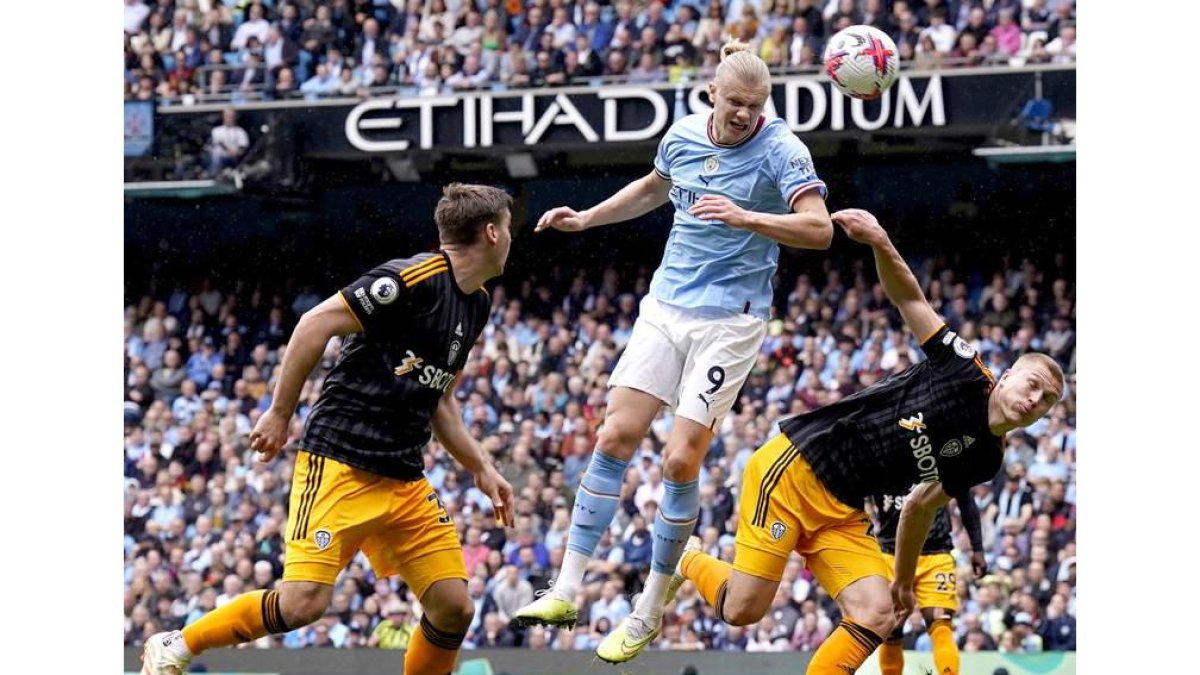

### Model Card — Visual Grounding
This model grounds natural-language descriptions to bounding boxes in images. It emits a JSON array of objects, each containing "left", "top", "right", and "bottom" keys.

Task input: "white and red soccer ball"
[{"left": 822, "top": 25, "right": 900, "bottom": 100}]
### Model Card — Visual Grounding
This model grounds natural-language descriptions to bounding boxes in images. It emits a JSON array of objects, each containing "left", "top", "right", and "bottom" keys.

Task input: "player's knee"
[
  {"left": 723, "top": 604, "right": 765, "bottom": 627},
  {"left": 279, "top": 583, "right": 331, "bottom": 628},
  {"left": 848, "top": 600, "right": 896, "bottom": 637},
  {"left": 451, "top": 599, "right": 476, "bottom": 634},
  {"left": 427, "top": 595, "right": 474, "bottom": 635},
  {"left": 595, "top": 422, "right": 639, "bottom": 460},
  {"left": 661, "top": 445, "right": 703, "bottom": 481},
  {"left": 721, "top": 595, "right": 767, "bottom": 627}
]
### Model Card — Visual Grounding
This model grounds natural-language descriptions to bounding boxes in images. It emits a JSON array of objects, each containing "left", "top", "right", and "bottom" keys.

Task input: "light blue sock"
[
  {"left": 651, "top": 478, "right": 700, "bottom": 575},
  {"left": 565, "top": 450, "right": 628, "bottom": 557}
]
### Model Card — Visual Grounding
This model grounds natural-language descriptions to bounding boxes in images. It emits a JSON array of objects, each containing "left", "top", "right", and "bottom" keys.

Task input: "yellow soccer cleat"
[
  {"left": 595, "top": 615, "right": 662, "bottom": 664},
  {"left": 513, "top": 591, "right": 578, "bottom": 629}
]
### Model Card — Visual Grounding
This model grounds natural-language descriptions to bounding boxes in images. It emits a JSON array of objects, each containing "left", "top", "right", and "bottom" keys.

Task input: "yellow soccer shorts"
[
  {"left": 881, "top": 552, "right": 959, "bottom": 612},
  {"left": 283, "top": 451, "right": 467, "bottom": 600},
  {"left": 734, "top": 434, "right": 888, "bottom": 600}
]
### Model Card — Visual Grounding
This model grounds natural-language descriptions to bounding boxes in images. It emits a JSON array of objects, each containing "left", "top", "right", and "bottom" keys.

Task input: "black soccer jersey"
[
  {"left": 780, "top": 324, "right": 1002, "bottom": 509},
  {"left": 300, "top": 251, "right": 489, "bottom": 481},
  {"left": 870, "top": 493, "right": 954, "bottom": 555}
]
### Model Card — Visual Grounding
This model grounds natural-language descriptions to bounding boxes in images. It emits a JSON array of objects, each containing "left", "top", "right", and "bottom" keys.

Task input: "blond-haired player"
[
  {"left": 513, "top": 41, "right": 834, "bottom": 663},
  {"left": 672, "top": 209, "right": 1064, "bottom": 673}
]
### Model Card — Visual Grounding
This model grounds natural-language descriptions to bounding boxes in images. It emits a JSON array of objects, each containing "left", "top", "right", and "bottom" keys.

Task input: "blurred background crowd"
[
  {"left": 124, "top": 0, "right": 1077, "bottom": 105},
  {"left": 124, "top": 247, "right": 1077, "bottom": 654}
]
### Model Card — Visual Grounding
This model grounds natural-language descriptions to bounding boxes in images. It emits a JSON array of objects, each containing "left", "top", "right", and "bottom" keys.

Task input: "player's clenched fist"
[
  {"left": 831, "top": 208, "right": 888, "bottom": 246},
  {"left": 249, "top": 407, "right": 290, "bottom": 462},
  {"left": 688, "top": 194, "right": 754, "bottom": 229},
  {"left": 535, "top": 206, "right": 591, "bottom": 233}
]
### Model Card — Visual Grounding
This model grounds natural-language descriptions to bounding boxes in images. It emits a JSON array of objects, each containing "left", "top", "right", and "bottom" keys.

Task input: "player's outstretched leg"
[
  {"left": 141, "top": 582, "right": 329, "bottom": 675},
  {"left": 597, "top": 419, "right": 708, "bottom": 664},
  {"left": 676, "top": 542, "right": 777, "bottom": 626},
  {"left": 923, "top": 608, "right": 959, "bottom": 675},
  {"left": 404, "top": 579, "right": 474, "bottom": 675},
  {"left": 514, "top": 388, "right": 658, "bottom": 628},
  {"left": 878, "top": 627, "right": 906, "bottom": 675},
  {"left": 807, "top": 575, "right": 894, "bottom": 675}
]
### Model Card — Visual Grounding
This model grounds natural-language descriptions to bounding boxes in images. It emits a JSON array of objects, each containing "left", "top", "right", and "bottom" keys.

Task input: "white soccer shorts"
[{"left": 609, "top": 295, "right": 766, "bottom": 430}]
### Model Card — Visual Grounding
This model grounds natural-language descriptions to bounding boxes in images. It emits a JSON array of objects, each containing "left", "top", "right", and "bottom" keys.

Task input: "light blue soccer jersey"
[{"left": 650, "top": 113, "right": 826, "bottom": 318}]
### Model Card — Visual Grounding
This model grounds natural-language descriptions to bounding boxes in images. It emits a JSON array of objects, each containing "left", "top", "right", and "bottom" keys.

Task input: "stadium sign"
[
  {"left": 154, "top": 66, "right": 1074, "bottom": 158},
  {"left": 344, "top": 75, "right": 946, "bottom": 152}
]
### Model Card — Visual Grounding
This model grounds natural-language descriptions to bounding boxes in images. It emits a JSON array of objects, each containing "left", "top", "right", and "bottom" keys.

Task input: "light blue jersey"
[{"left": 650, "top": 113, "right": 826, "bottom": 318}]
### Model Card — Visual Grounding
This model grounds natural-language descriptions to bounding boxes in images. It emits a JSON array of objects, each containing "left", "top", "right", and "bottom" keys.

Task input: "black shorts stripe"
[
  {"left": 296, "top": 454, "right": 324, "bottom": 538},
  {"left": 291, "top": 454, "right": 319, "bottom": 541},
  {"left": 756, "top": 444, "right": 801, "bottom": 527},
  {"left": 753, "top": 443, "right": 801, "bottom": 527},
  {"left": 751, "top": 444, "right": 793, "bottom": 528},
  {"left": 298, "top": 456, "right": 326, "bottom": 540}
]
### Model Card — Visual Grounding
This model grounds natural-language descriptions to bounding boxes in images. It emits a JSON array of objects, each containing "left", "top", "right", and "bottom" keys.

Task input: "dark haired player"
[
  {"left": 868, "top": 491, "right": 988, "bottom": 675},
  {"left": 142, "top": 184, "right": 518, "bottom": 675}
]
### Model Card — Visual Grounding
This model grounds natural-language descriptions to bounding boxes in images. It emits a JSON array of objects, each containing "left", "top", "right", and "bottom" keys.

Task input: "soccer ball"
[{"left": 822, "top": 25, "right": 900, "bottom": 100}]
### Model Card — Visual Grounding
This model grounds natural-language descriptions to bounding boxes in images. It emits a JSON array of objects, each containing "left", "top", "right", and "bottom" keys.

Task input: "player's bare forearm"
[
  {"left": 581, "top": 171, "right": 671, "bottom": 228},
  {"left": 869, "top": 237, "right": 943, "bottom": 340},
  {"left": 431, "top": 393, "right": 488, "bottom": 475},
  {"left": 832, "top": 209, "right": 942, "bottom": 340},
  {"left": 269, "top": 295, "right": 360, "bottom": 415},
  {"left": 894, "top": 482, "right": 951, "bottom": 584},
  {"left": 746, "top": 210, "right": 833, "bottom": 249},
  {"left": 870, "top": 237, "right": 924, "bottom": 308}
]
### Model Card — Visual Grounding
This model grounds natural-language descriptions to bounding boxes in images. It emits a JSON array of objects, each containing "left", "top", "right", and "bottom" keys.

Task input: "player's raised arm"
[
  {"left": 832, "top": 208, "right": 943, "bottom": 343},
  {"left": 534, "top": 169, "right": 671, "bottom": 233},
  {"left": 249, "top": 294, "right": 362, "bottom": 461}
]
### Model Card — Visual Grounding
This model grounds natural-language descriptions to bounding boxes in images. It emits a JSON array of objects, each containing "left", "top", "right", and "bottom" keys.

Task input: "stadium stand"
[
  {"left": 124, "top": 251, "right": 1077, "bottom": 654},
  {"left": 124, "top": 0, "right": 1076, "bottom": 109}
]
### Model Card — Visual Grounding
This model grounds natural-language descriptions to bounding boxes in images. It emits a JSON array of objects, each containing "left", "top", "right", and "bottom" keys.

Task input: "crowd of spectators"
[
  {"left": 124, "top": 0, "right": 1078, "bottom": 105},
  {"left": 124, "top": 249, "right": 1077, "bottom": 656}
]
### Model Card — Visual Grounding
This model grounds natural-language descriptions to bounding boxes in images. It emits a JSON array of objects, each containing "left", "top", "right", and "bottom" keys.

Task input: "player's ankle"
[{"left": 167, "top": 631, "right": 194, "bottom": 659}]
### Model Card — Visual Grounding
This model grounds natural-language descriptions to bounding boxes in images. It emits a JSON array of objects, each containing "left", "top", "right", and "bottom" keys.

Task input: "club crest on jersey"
[
  {"left": 770, "top": 521, "right": 787, "bottom": 541},
  {"left": 448, "top": 339, "right": 461, "bottom": 365},
  {"left": 370, "top": 277, "right": 399, "bottom": 304},
  {"left": 898, "top": 412, "right": 926, "bottom": 432},
  {"left": 314, "top": 529, "right": 333, "bottom": 551},
  {"left": 940, "top": 439, "right": 963, "bottom": 458},
  {"left": 704, "top": 155, "right": 719, "bottom": 174}
]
